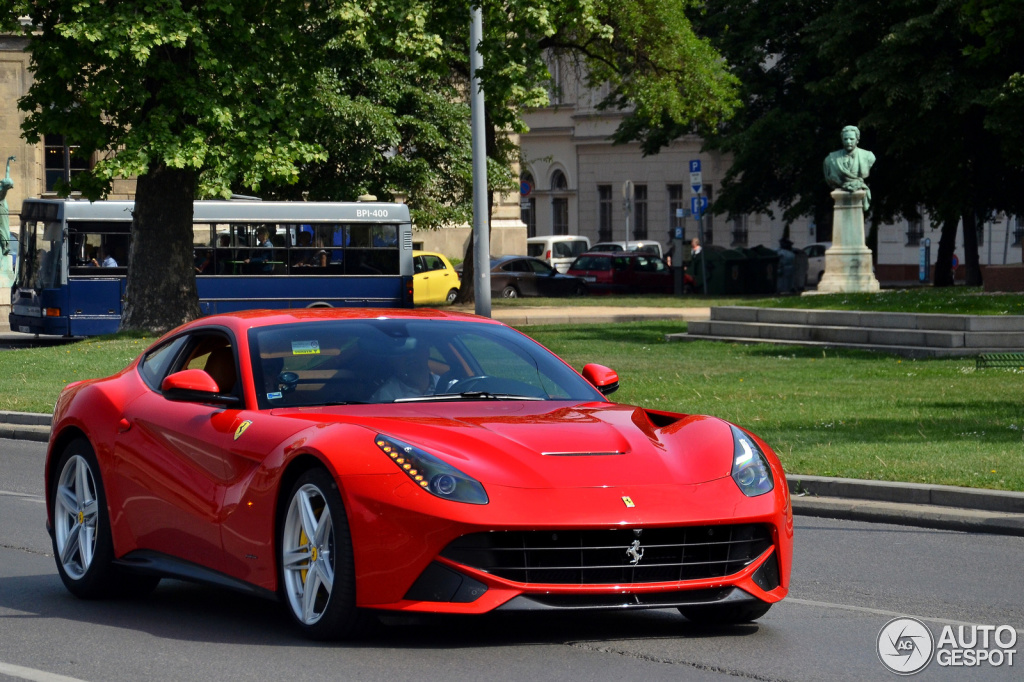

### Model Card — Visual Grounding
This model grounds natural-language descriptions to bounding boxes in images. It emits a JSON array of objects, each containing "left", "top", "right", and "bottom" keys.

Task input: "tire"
[
  {"left": 501, "top": 285, "right": 519, "bottom": 299},
  {"left": 51, "top": 439, "right": 120, "bottom": 598},
  {"left": 445, "top": 288, "right": 459, "bottom": 305},
  {"left": 679, "top": 601, "right": 772, "bottom": 625},
  {"left": 279, "top": 468, "right": 361, "bottom": 640},
  {"left": 571, "top": 284, "right": 587, "bottom": 297}
]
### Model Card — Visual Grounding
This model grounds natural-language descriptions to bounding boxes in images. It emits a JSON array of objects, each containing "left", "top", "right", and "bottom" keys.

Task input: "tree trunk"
[
  {"left": 120, "top": 164, "right": 201, "bottom": 333},
  {"left": 455, "top": 230, "right": 476, "bottom": 304},
  {"left": 933, "top": 214, "right": 959, "bottom": 287},
  {"left": 961, "top": 209, "right": 984, "bottom": 286}
]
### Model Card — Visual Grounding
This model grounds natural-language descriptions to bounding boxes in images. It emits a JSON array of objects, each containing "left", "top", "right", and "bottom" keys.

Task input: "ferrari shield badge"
[
  {"left": 234, "top": 420, "right": 253, "bottom": 441},
  {"left": 622, "top": 496, "right": 635, "bottom": 508}
]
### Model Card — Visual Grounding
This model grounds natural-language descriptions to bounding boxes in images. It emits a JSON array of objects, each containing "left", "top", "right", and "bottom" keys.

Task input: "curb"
[
  {"left": 788, "top": 475, "right": 1024, "bottom": 537},
  {"left": 2, "top": 411, "right": 1023, "bottom": 536}
]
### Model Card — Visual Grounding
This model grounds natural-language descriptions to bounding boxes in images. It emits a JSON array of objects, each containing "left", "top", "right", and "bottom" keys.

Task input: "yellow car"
[{"left": 412, "top": 250, "right": 461, "bottom": 305}]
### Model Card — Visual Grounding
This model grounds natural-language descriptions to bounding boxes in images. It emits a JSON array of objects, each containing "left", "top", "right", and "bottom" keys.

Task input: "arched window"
[{"left": 550, "top": 170, "right": 567, "bottom": 191}]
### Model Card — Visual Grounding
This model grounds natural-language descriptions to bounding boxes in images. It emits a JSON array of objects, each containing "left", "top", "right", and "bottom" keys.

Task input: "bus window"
[{"left": 17, "top": 219, "right": 64, "bottom": 289}]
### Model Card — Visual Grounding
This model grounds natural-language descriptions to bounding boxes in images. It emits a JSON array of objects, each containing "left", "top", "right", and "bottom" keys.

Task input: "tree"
[
  {"left": 450, "top": 0, "right": 743, "bottom": 303},
  {"left": 696, "top": 0, "right": 1024, "bottom": 287},
  {"left": 13, "top": 0, "right": 329, "bottom": 332}
]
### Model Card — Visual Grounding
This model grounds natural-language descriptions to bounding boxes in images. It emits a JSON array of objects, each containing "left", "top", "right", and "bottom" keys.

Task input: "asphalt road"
[{"left": 2, "top": 438, "right": 1022, "bottom": 682}]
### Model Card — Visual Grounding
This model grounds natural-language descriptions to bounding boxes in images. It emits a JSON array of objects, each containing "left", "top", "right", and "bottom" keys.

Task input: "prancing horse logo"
[{"left": 626, "top": 539, "right": 644, "bottom": 565}]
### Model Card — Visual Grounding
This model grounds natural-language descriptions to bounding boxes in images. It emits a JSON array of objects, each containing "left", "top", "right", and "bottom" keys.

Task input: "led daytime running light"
[{"left": 375, "top": 435, "right": 488, "bottom": 505}]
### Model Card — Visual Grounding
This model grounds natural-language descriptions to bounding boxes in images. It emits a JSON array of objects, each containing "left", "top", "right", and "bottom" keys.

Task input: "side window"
[
  {"left": 138, "top": 336, "right": 189, "bottom": 389},
  {"left": 423, "top": 255, "right": 445, "bottom": 272},
  {"left": 177, "top": 334, "right": 240, "bottom": 396}
]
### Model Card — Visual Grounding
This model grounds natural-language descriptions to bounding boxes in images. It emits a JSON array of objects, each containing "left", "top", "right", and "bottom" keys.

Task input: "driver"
[{"left": 371, "top": 339, "right": 441, "bottom": 402}]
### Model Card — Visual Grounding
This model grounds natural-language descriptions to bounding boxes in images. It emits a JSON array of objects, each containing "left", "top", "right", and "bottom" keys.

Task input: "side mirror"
[
  {"left": 161, "top": 369, "right": 241, "bottom": 406},
  {"left": 581, "top": 363, "right": 619, "bottom": 396}
]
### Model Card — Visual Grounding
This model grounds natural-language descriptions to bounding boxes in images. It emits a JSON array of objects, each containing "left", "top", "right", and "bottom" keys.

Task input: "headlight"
[
  {"left": 375, "top": 435, "right": 489, "bottom": 505},
  {"left": 730, "top": 425, "right": 774, "bottom": 497}
]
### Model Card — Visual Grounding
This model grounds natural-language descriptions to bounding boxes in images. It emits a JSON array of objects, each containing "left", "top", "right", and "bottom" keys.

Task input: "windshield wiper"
[{"left": 394, "top": 391, "right": 544, "bottom": 403}]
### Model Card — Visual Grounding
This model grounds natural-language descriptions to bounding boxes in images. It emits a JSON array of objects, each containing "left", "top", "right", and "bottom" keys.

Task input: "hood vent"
[{"left": 542, "top": 451, "right": 626, "bottom": 457}]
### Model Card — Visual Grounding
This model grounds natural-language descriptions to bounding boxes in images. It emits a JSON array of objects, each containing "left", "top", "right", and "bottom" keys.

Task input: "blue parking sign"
[{"left": 691, "top": 196, "right": 708, "bottom": 217}]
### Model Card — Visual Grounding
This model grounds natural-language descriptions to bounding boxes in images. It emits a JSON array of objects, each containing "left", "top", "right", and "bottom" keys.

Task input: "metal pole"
[
  {"left": 696, "top": 191, "right": 708, "bottom": 294},
  {"left": 470, "top": 5, "right": 491, "bottom": 317}
]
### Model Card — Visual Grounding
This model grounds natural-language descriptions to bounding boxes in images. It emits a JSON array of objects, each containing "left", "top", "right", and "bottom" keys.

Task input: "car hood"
[{"left": 287, "top": 401, "right": 735, "bottom": 489}]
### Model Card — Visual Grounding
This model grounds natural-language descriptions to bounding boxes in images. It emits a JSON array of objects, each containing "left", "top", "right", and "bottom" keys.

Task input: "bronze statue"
[
  {"left": 0, "top": 156, "right": 13, "bottom": 257},
  {"left": 823, "top": 126, "right": 875, "bottom": 210}
]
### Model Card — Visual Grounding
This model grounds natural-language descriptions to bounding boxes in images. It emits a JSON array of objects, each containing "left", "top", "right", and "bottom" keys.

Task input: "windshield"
[
  {"left": 17, "top": 220, "right": 63, "bottom": 290},
  {"left": 249, "top": 319, "right": 605, "bottom": 409}
]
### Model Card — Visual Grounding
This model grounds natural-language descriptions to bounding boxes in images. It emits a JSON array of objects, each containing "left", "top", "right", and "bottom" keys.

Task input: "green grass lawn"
[
  {"left": 527, "top": 321, "right": 1024, "bottom": 493},
  {"left": 3, "top": 288, "right": 1022, "bottom": 491},
  {"left": 483, "top": 286, "right": 1024, "bottom": 314}
]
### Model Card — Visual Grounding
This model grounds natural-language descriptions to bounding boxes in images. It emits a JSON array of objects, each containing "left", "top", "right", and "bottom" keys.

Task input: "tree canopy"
[
  {"left": 7, "top": 0, "right": 740, "bottom": 329},
  {"left": 695, "top": 0, "right": 1024, "bottom": 286}
]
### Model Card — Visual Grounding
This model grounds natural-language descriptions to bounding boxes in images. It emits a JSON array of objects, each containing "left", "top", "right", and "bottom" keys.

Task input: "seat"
[{"left": 203, "top": 346, "right": 238, "bottom": 394}]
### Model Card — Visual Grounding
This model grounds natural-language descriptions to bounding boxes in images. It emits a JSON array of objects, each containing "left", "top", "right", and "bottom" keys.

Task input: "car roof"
[{"left": 173, "top": 307, "right": 499, "bottom": 336}]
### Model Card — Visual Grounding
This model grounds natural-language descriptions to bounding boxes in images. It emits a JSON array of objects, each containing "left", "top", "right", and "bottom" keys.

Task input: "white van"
[
  {"left": 526, "top": 235, "right": 591, "bottom": 273},
  {"left": 590, "top": 240, "right": 664, "bottom": 259}
]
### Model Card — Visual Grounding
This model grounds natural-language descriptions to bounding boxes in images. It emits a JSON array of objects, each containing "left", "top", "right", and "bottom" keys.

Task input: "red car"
[
  {"left": 568, "top": 252, "right": 694, "bottom": 294},
  {"left": 45, "top": 308, "right": 791, "bottom": 639}
]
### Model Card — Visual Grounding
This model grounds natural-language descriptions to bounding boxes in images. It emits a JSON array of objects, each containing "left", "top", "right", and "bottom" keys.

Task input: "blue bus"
[{"left": 10, "top": 198, "right": 414, "bottom": 336}]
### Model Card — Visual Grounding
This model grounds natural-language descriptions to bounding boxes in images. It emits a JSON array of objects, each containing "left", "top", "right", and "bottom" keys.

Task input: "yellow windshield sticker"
[{"left": 291, "top": 340, "right": 321, "bottom": 355}]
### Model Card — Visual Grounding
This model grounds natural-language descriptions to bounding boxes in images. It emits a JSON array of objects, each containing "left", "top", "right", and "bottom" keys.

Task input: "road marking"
[
  {"left": 788, "top": 597, "right": 1024, "bottom": 635},
  {"left": 0, "top": 661, "right": 90, "bottom": 682},
  {"left": 0, "top": 490, "right": 45, "bottom": 503}
]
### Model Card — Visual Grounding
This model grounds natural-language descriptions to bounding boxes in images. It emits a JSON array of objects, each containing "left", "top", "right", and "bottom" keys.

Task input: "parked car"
[
  {"left": 526, "top": 235, "right": 591, "bottom": 273},
  {"left": 413, "top": 250, "right": 460, "bottom": 305},
  {"left": 488, "top": 255, "right": 588, "bottom": 298},
  {"left": 802, "top": 242, "right": 832, "bottom": 285},
  {"left": 568, "top": 252, "right": 685, "bottom": 295},
  {"left": 589, "top": 240, "right": 664, "bottom": 259},
  {"left": 45, "top": 307, "right": 790, "bottom": 639}
]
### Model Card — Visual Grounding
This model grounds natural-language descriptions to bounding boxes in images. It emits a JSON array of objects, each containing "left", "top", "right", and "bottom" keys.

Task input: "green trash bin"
[
  {"left": 741, "top": 245, "right": 781, "bottom": 294},
  {"left": 691, "top": 246, "right": 746, "bottom": 295}
]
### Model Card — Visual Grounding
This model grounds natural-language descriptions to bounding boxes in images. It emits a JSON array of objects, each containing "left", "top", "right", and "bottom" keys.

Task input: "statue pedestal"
[
  {"left": 0, "top": 254, "right": 12, "bottom": 306},
  {"left": 812, "top": 189, "right": 880, "bottom": 294}
]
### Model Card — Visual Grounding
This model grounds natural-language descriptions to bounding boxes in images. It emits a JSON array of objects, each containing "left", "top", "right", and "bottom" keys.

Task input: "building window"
[
  {"left": 906, "top": 218, "right": 923, "bottom": 246},
  {"left": 633, "top": 184, "right": 647, "bottom": 239},
  {"left": 730, "top": 216, "right": 748, "bottom": 246},
  {"left": 521, "top": 173, "right": 536, "bottom": 238},
  {"left": 668, "top": 185, "right": 684, "bottom": 240},
  {"left": 598, "top": 185, "right": 613, "bottom": 242},
  {"left": 552, "top": 199, "right": 568, "bottom": 235},
  {"left": 44, "top": 135, "right": 89, "bottom": 192},
  {"left": 551, "top": 170, "right": 568, "bottom": 235},
  {"left": 1012, "top": 216, "right": 1023, "bottom": 247}
]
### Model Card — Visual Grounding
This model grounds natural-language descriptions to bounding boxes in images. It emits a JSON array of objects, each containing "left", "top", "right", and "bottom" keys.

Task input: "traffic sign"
[
  {"left": 690, "top": 160, "right": 702, "bottom": 194},
  {"left": 691, "top": 196, "right": 708, "bottom": 217}
]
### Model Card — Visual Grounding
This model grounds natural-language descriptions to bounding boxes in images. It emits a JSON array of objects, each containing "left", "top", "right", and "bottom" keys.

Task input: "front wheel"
[
  {"left": 679, "top": 601, "right": 772, "bottom": 625},
  {"left": 51, "top": 439, "right": 120, "bottom": 598},
  {"left": 501, "top": 285, "right": 519, "bottom": 299},
  {"left": 280, "top": 468, "right": 361, "bottom": 640}
]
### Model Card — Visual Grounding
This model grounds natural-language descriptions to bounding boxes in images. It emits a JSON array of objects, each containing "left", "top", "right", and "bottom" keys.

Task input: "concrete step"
[
  {"left": 688, "top": 320, "right": 1024, "bottom": 349},
  {"left": 712, "top": 306, "right": 1024, "bottom": 332},
  {"left": 666, "top": 332, "right": 1009, "bottom": 358}
]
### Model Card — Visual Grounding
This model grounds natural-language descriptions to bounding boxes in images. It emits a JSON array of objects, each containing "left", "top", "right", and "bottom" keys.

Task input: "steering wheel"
[{"left": 445, "top": 375, "right": 488, "bottom": 393}]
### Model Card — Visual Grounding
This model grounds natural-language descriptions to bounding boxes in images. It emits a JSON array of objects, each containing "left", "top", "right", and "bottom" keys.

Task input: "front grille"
[{"left": 440, "top": 524, "right": 773, "bottom": 585}]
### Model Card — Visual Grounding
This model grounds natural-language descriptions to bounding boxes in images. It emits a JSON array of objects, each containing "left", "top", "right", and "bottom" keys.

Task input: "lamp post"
[{"left": 470, "top": 5, "right": 491, "bottom": 317}]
